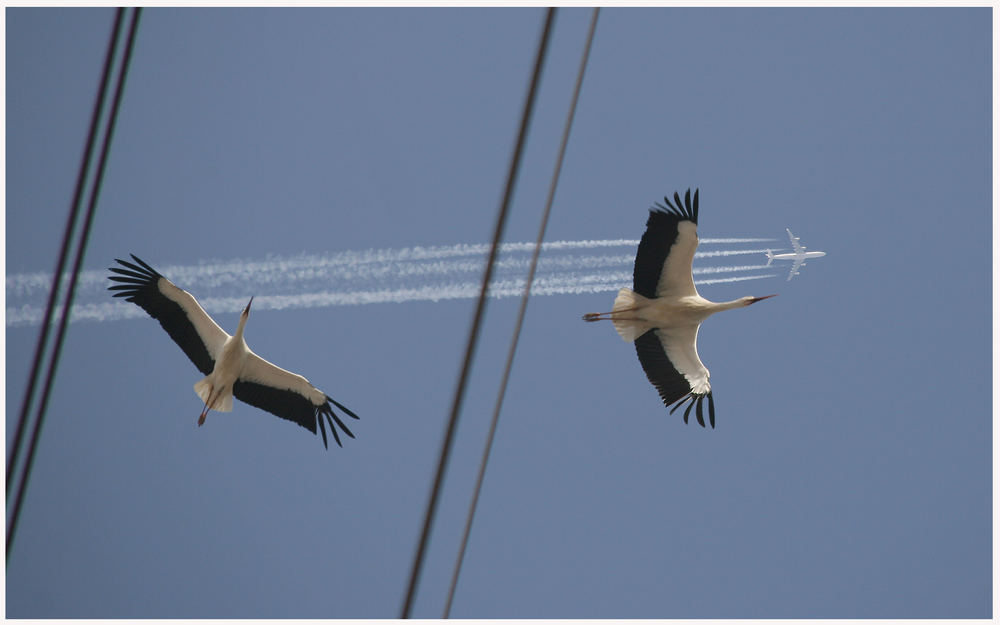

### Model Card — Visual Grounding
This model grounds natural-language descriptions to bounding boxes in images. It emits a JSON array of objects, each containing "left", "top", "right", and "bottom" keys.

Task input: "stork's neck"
[
  {"left": 713, "top": 298, "right": 749, "bottom": 312},
  {"left": 233, "top": 312, "right": 249, "bottom": 343},
  {"left": 694, "top": 297, "right": 750, "bottom": 321}
]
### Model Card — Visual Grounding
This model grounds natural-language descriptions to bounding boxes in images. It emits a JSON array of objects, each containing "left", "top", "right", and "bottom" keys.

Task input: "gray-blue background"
[{"left": 6, "top": 7, "right": 990, "bottom": 618}]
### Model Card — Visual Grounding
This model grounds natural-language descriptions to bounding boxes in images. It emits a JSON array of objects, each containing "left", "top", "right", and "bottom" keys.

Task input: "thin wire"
[
  {"left": 7, "top": 8, "right": 142, "bottom": 562},
  {"left": 400, "top": 8, "right": 557, "bottom": 618},
  {"left": 7, "top": 8, "right": 126, "bottom": 497},
  {"left": 442, "top": 9, "right": 600, "bottom": 618}
]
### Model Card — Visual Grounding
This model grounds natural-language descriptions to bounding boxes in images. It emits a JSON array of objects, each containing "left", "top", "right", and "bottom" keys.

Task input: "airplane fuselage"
[{"left": 768, "top": 251, "right": 826, "bottom": 261}]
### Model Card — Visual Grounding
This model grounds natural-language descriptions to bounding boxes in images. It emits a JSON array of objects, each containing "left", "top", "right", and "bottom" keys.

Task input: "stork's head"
[{"left": 743, "top": 294, "right": 778, "bottom": 306}]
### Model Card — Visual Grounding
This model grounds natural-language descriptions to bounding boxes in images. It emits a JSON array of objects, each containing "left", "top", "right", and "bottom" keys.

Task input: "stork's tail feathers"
[
  {"left": 765, "top": 249, "right": 774, "bottom": 266},
  {"left": 581, "top": 287, "right": 653, "bottom": 342},
  {"left": 194, "top": 377, "right": 233, "bottom": 412},
  {"left": 611, "top": 288, "right": 654, "bottom": 343},
  {"left": 194, "top": 378, "right": 211, "bottom": 405}
]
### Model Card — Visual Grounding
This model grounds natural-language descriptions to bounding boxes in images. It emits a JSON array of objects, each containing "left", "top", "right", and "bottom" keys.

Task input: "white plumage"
[
  {"left": 109, "top": 254, "right": 359, "bottom": 448},
  {"left": 583, "top": 189, "right": 775, "bottom": 427}
]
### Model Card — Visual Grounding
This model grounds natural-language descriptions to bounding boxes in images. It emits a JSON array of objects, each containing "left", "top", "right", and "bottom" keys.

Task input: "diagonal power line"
[
  {"left": 442, "top": 8, "right": 601, "bottom": 618},
  {"left": 7, "top": 8, "right": 127, "bottom": 497},
  {"left": 7, "top": 7, "right": 143, "bottom": 562},
  {"left": 400, "top": 7, "right": 557, "bottom": 618}
]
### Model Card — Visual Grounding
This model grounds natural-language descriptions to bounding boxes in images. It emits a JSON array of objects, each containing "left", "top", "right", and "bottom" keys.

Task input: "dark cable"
[
  {"left": 442, "top": 8, "right": 600, "bottom": 617},
  {"left": 400, "top": 7, "right": 556, "bottom": 618},
  {"left": 7, "top": 8, "right": 126, "bottom": 496},
  {"left": 7, "top": 8, "right": 142, "bottom": 562}
]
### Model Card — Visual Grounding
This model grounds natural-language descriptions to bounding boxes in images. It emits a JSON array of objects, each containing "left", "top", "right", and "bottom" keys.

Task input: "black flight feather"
[
  {"left": 108, "top": 255, "right": 215, "bottom": 375},
  {"left": 683, "top": 397, "right": 695, "bottom": 425},
  {"left": 634, "top": 188, "right": 699, "bottom": 298},
  {"left": 669, "top": 393, "right": 690, "bottom": 415},
  {"left": 231, "top": 381, "right": 357, "bottom": 450},
  {"left": 635, "top": 329, "right": 696, "bottom": 411}
]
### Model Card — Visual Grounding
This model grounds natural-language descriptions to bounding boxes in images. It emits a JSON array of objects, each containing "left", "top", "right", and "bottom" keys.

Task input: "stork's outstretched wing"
[
  {"left": 108, "top": 254, "right": 229, "bottom": 375},
  {"left": 233, "top": 352, "right": 360, "bottom": 448},
  {"left": 633, "top": 324, "right": 715, "bottom": 428},
  {"left": 635, "top": 189, "right": 700, "bottom": 300}
]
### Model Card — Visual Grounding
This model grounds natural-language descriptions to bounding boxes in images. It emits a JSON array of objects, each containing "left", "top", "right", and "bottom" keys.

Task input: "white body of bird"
[
  {"left": 583, "top": 189, "right": 775, "bottom": 427},
  {"left": 193, "top": 300, "right": 251, "bottom": 419},
  {"left": 109, "top": 255, "right": 358, "bottom": 448},
  {"left": 603, "top": 286, "right": 773, "bottom": 397},
  {"left": 609, "top": 287, "right": 753, "bottom": 342}
]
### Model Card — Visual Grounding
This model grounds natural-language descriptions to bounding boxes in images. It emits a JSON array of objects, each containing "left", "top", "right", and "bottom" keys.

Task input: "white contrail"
[
  {"left": 6, "top": 239, "right": 776, "bottom": 297},
  {"left": 693, "top": 264, "right": 770, "bottom": 275},
  {"left": 695, "top": 249, "right": 773, "bottom": 258},
  {"left": 7, "top": 240, "right": 778, "bottom": 327},
  {"left": 7, "top": 271, "right": 780, "bottom": 326}
]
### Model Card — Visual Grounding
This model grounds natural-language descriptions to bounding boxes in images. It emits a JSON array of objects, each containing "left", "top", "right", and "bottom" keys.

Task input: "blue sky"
[{"left": 6, "top": 7, "right": 991, "bottom": 618}]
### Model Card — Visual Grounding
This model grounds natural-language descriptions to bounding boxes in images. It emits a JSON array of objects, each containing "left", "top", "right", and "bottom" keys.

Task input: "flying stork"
[
  {"left": 583, "top": 189, "right": 776, "bottom": 428},
  {"left": 108, "top": 254, "right": 359, "bottom": 448}
]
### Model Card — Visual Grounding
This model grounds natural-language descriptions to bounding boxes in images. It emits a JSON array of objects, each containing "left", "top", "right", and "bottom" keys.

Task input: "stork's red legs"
[
  {"left": 198, "top": 384, "right": 219, "bottom": 426},
  {"left": 582, "top": 306, "right": 640, "bottom": 322}
]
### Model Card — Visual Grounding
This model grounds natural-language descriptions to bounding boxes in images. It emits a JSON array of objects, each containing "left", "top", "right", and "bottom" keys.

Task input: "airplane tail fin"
[{"left": 765, "top": 249, "right": 773, "bottom": 266}]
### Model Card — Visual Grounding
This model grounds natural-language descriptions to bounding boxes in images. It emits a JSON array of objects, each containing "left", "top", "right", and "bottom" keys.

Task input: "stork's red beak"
[
  {"left": 749, "top": 294, "right": 778, "bottom": 304},
  {"left": 243, "top": 296, "right": 254, "bottom": 315}
]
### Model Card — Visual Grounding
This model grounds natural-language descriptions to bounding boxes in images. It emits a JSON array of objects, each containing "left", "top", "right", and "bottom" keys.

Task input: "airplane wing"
[
  {"left": 787, "top": 256, "right": 804, "bottom": 281},
  {"left": 786, "top": 228, "right": 804, "bottom": 255}
]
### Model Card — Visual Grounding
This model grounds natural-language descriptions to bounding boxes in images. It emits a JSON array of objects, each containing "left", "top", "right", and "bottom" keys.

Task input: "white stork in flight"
[
  {"left": 583, "top": 189, "right": 776, "bottom": 428},
  {"left": 108, "top": 254, "right": 359, "bottom": 448}
]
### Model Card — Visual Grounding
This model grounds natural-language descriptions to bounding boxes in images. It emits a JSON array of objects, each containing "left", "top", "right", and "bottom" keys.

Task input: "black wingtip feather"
[
  {"left": 667, "top": 393, "right": 715, "bottom": 429},
  {"left": 113, "top": 259, "right": 150, "bottom": 277},
  {"left": 325, "top": 412, "right": 343, "bottom": 448},
  {"left": 128, "top": 253, "right": 162, "bottom": 277},
  {"left": 330, "top": 413, "right": 356, "bottom": 440},
  {"left": 314, "top": 399, "right": 357, "bottom": 449},
  {"left": 327, "top": 395, "right": 361, "bottom": 421},
  {"left": 669, "top": 393, "right": 690, "bottom": 415},
  {"left": 317, "top": 413, "right": 330, "bottom": 449},
  {"left": 683, "top": 398, "right": 695, "bottom": 425},
  {"left": 650, "top": 187, "right": 700, "bottom": 225},
  {"left": 108, "top": 267, "right": 147, "bottom": 279}
]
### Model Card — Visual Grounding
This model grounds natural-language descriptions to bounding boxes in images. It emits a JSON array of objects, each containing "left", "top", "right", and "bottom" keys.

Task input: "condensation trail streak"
[
  {"left": 8, "top": 239, "right": 779, "bottom": 296},
  {"left": 7, "top": 240, "right": 779, "bottom": 327}
]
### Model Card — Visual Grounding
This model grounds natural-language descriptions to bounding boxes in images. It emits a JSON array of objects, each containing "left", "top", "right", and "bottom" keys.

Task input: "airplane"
[{"left": 765, "top": 228, "right": 826, "bottom": 281}]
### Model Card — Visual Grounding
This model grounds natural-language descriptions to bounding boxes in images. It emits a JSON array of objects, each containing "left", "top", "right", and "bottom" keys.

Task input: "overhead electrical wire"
[
  {"left": 442, "top": 8, "right": 601, "bottom": 618},
  {"left": 399, "top": 7, "right": 557, "bottom": 618},
  {"left": 6, "top": 8, "right": 126, "bottom": 497},
  {"left": 6, "top": 7, "right": 142, "bottom": 562}
]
